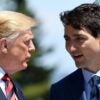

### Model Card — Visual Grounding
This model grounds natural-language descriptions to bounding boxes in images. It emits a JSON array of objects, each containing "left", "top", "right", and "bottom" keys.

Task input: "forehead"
[
  {"left": 64, "top": 25, "right": 92, "bottom": 37},
  {"left": 18, "top": 29, "right": 34, "bottom": 39}
]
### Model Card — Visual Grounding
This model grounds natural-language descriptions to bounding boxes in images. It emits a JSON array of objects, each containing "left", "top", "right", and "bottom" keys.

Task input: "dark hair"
[{"left": 60, "top": 3, "right": 100, "bottom": 37}]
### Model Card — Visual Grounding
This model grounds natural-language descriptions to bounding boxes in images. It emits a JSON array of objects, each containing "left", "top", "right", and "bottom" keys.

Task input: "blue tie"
[{"left": 89, "top": 75, "right": 100, "bottom": 100}]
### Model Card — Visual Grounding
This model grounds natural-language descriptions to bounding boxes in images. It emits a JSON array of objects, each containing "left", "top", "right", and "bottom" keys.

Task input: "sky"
[{"left": 27, "top": 0, "right": 95, "bottom": 83}]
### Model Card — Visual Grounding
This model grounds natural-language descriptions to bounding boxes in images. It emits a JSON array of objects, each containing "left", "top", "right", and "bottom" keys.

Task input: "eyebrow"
[
  {"left": 64, "top": 33, "right": 87, "bottom": 38},
  {"left": 73, "top": 34, "right": 83, "bottom": 37}
]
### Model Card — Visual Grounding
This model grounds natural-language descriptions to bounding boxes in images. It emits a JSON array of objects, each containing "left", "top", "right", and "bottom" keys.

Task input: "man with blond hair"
[{"left": 0, "top": 11, "right": 36, "bottom": 100}]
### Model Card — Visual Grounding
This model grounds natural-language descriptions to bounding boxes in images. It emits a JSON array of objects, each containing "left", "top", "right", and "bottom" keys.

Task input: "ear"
[{"left": 0, "top": 38, "right": 8, "bottom": 54}]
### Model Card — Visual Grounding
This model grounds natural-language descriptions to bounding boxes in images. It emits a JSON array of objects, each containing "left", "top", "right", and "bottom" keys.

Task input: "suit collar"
[
  {"left": 0, "top": 88, "right": 7, "bottom": 100},
  {"left": 69, "top": 69, "right": 84, "bottom": 100},
  {"left": 12, "top": 81, "right": 25, "bottom": 100}
]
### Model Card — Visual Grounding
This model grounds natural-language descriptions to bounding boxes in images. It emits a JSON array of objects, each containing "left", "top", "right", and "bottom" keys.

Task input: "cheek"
[
  {"left": 81, "top": 42, "right": 100, "bottom": 59},
  {"left": 10, "top": 45, "right": 28, "bottom": 59}
]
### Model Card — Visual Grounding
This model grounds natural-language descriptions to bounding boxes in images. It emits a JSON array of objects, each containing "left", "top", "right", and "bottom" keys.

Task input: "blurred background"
[{"left": 0, "top": 0, "right": 99, "bottom": 100}]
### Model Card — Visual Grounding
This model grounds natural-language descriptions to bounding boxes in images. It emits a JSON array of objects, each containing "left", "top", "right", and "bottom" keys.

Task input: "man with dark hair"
[{"left": 49, "top": 3, "right": 100, "bottom": 100}]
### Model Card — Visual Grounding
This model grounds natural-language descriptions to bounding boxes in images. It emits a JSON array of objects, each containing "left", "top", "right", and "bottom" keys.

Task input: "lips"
[
  {"left": 24, "top": 57, "right": 30, "bottom": 63},
  {"left": 72, "top": 54, "right": 83, "bottom": 60}
]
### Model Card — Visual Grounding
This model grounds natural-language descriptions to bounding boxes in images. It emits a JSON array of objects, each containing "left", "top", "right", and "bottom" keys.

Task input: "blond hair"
[{"left": 0, "top": 11, "right": 36, "bottom": 38}]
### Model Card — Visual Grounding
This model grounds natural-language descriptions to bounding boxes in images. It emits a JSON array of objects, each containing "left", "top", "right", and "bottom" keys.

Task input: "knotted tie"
[
  {"left": 2, "top": 74, "right": 16, "bottom": 100},
  {"left": 89, "top": 75, "right": 100, "bottom": 100}
]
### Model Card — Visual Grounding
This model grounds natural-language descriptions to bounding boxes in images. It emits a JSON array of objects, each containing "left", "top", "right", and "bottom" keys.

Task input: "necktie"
[
  {"left": 2, "top": 74, "right": 16, "bottom": 100},
  {"left": 89, "top": 75, "right": 100, "bottom": 100}
]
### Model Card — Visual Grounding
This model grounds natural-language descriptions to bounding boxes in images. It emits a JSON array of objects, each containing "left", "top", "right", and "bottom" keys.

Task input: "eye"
[
  {"left": 64, "top": 35, "right": 70, "bottom": 41},
  {"left": 76, "top": 37, "right": 82, "bottom": 40},
  {"left": 64, "top": 36, "right": 71, "bottom": 47},
  {"left": 24, "top": 40, "right": 31, "bottom": 46},
  {"left": 74, "top": 37, "right": 86, "bottom": 43}
]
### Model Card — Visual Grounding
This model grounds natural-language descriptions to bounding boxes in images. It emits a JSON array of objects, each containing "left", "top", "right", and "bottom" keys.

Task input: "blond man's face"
[{"left": 5, "top": 29, "right": 35, "bottom": 74}]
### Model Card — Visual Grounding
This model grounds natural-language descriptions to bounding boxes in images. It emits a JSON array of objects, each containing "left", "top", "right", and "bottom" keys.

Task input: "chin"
[
  {"left": 23, "top": 63, "right": 28, "bottom": 69},
  {"left": 75, "top": 62, "right": 85, "bottom": 68}
]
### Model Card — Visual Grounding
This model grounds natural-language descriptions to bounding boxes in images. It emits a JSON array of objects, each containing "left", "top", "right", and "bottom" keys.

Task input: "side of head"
[
  {"left": 60, "top": 3, "right": 100, "bottom": 37},
  {"left": 0, "top": 11, "right": 36, "bottom": 74},
  {"left": 0, "top": 10, "right": 36, "bottom": 38},
  {"left": 60, "top": 4, "right": 100, "bottom": 72}
]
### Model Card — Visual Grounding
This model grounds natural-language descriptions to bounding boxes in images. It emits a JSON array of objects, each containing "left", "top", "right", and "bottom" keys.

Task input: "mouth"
[
  {"left": 72, "top": 54, "right": 83, "bottom": 60},
  {"left": 25, "top": 58, "right": 30, "bottom": 63},
  {"left": 25, "top": 54, "right": 31, "bottom": 62}
]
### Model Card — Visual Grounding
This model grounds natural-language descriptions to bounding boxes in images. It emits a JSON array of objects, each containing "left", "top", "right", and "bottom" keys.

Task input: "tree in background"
[
  {"left": 94, "top": 0, "right": 100, "bottom": 5},
  {"left": 0, "top": 0, "right": 54, "bottom": 99}
]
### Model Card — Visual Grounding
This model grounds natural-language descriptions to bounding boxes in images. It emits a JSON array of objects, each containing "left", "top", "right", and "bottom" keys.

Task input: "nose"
[
  {"left": 67, "top": 44, "right": 77, "bottom": 53},
  {"left": 29, "top": 40, "right": 36, "bottom": 53}
]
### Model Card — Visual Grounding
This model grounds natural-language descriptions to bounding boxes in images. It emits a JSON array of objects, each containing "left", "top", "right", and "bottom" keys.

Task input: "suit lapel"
[
  {"left": 0, "top": 76, "right": 25, "bottom": 100},
  {"left": 12, "top": 81, "right": 25, "bottom": 100},
  {"left": 0, "top": 88, "right": 7, "bottom": 100},
  {"left": 80, "top": 91, "right": 87, "bottom": 100},
  {"left": 69, "top": 69, "right": 84, "bottom": 100}
]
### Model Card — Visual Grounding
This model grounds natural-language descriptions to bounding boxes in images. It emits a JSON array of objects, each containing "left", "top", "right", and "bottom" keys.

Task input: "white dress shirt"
[{"left": 0, "top": 67, "right": 6, "bottom": 96}]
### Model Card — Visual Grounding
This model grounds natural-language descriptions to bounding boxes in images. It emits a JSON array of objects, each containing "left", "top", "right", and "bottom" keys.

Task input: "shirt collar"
[
  {"left": 95, "top": 70, "right": 100, "bottom": 77},
  {"left": 82, "top": 69, "right": 100, "bottom": 83},
  {"left": 0, "top": 67, "right": 5, "bottom": 79}
]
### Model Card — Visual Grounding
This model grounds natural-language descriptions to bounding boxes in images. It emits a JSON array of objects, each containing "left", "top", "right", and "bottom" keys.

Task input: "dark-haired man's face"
[{"left": 64, "top": 25, "right": 100, "bottom": 72}]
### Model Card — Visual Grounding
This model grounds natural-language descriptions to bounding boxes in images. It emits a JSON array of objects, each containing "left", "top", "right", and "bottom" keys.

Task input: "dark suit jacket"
[
  {"left": 49, "top": 69, "right": 85, "bottom": 100},
  {"left": 0, "top": 81, "right": 25, "bottom": 100}
]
